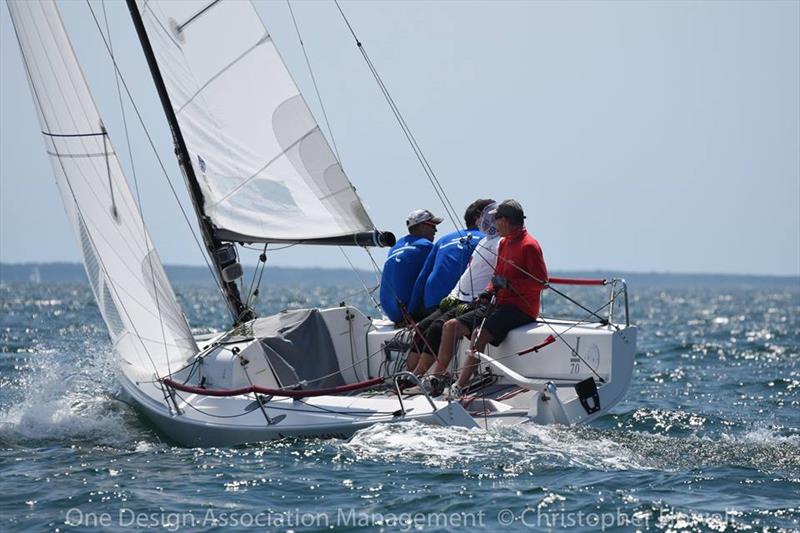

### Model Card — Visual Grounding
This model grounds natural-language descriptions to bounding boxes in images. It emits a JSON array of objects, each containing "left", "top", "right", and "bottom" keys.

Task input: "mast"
[{"left": 125, "top": 0, "right": 249, "bottom": 324}]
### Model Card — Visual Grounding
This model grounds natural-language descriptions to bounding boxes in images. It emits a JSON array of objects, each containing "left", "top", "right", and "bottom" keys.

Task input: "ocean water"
[{"left": 1, "top": 280, "right": 798, "bottom": 532}]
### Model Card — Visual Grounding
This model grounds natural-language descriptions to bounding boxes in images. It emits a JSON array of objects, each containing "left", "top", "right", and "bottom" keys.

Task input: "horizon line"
[{"left": 1, "top": 260, "right": 798, "bottom": 280}]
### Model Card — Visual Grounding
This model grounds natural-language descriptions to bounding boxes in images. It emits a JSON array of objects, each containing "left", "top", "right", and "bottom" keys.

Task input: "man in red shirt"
[{"left": 421, "top": 199, "right": 547, "bottom": 397}]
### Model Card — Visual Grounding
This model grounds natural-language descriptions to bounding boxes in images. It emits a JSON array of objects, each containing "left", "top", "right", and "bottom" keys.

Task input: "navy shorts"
[{"left": 456, "top": 304, "right": 535, "bottom": 346}]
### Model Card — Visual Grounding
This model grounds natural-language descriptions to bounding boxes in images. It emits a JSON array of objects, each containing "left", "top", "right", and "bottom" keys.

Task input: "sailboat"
[{"left": 7, "top": 0, "right": 637, "bottom": 446}]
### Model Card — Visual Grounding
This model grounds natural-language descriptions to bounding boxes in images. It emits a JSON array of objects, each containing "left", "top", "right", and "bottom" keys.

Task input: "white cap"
[{"left": 405, "top": 209, "right": 443, "bottom": 228}]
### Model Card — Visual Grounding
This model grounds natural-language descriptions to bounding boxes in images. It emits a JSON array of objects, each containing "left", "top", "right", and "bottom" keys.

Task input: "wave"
[
  {"left": 0, "top": 343, "right": 148, "bottom": 447},
  {"left": 333, "top": 417, "right": 800, "bottom": 476},
  {"left": 336, "top": 420, "right": 649, "bottom": 473}
]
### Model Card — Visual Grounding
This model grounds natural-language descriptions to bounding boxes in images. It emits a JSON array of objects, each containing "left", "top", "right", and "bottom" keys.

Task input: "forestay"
[
  {"left": 137, "top": 0, "right": 375, "bottom": 243},
  {"left": 7, "top": 0, "right": 197, "bottom": 379}
]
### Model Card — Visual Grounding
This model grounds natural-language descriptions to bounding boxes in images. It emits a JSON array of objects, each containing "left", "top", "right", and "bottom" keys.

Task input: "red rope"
[
  {"left": 399, "top": 303, "right": 440, "bottom": 358},
  {"left": 161, "top": 376, "right": 386, "bottom": 398},
  {"left": 517, "top": 334, "right": 557, "bottom": 356}
]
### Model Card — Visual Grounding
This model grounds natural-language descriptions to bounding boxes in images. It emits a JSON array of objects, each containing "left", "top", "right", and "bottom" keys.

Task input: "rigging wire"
[
  {"left": 470, "top": 239, "right": 615, "bottom": 328},
  {"left": 245, "top": 244, "right": 269, "bottom": 310},
  {"left": 333, "top": 0, "right": 462, "bottom": 232},
  {"left": 244, "top": 243, "right": 265, "bottom": 306},
  {"left": 456, "top": 229, "right": 615, "bottom": 380},
  {"left": 477, "top": 298, "right": 617, "bottom": 367},
  {"left": 85, "top": 2, "right": 227, "bottom": 304},
  {"left": 285, "top": 0, "right": 383, "bottom": 307},
  {"left": 286, "top": 0, "right": 341, "bottom": 161},
  {"left": 98, "top": 0, "right": 172, "bottom": 377},
  {"left": 241, "top": 242, "right": 298, "bottom": 252},
  {"left": 339, "top": 247, "right": 380, "bottom": 310},
  {"left": 505, "top": 283, "right": 607, "bottom": 383},
  {"left": 362, "top": 245, "right": 384, "bottom": 283}
]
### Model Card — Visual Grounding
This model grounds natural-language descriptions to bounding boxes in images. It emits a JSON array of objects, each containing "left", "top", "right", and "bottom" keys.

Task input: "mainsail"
[
  {"left": 7, "top": 0, "right": 197, "bottom": 379},
  {"left": 135, "top": 0, "right": 375, "bottom": 243}
]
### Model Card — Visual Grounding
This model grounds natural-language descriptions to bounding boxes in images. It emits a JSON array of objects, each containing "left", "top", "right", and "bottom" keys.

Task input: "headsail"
[
  {"left": 135, "top": 0, "right": 375, "bottom": 243},
  {"left": 7, "top": 0, "right": 197, "bottom": 379}
]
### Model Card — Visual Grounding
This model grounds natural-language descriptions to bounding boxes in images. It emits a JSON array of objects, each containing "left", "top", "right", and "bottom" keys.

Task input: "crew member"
[
  {"left": 404, "top": 201, "right": 500, "bottom": 378},
  {"left": 379, "top": 209, "right": 442, "bottom": 324},
  {"left": 407, "top": 199, "right": 494, "bottom": 317},
  {"left": 427, "top": 199, "right": 548, "bottom": 397}
]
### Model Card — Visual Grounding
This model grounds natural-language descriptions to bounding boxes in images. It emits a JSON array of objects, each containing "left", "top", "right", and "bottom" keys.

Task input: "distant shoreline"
[{"left": 1, "top": 262, "right": 797, "bottom": 289}]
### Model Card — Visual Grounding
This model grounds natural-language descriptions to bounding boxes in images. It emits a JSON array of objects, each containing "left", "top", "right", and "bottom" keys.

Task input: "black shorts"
[
  {"left": 456, "top": 304, "right": 535, "bottom": 346},
  {"left": 410, "top": 304, "right": 472, "bottom": 355}
]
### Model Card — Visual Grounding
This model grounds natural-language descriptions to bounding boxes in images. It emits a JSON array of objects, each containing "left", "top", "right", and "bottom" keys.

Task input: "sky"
[{"left": 1, "top": 0, "right": 798, "bottom": 276}]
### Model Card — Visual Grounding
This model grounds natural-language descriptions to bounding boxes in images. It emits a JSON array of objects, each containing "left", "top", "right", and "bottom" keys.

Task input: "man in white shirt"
[{"left": 404, "top": 203, "right": 500, "bottom": 381}]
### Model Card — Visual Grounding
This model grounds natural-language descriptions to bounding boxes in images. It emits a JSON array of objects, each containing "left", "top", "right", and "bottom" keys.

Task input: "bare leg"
[
  {"left": 432, "top": 319, "right": 470, "bottom": 376},
  {"left": 455, "top": 328, "right": 494, "bottom": 388},
  {"left": 412, "top": 352, "right": 437, "bottom": 376},
  {"left": 406, "top": 351, "right": 420, "bottom": 372}
]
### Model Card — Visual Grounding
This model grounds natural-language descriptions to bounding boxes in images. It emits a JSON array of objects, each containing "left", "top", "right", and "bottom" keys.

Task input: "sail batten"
[
  {"left": 8, "top": 0, "right": 198, "bottom": 380},
  {"left": 136, "top": 0, "right": 376, "bottom": 243}
]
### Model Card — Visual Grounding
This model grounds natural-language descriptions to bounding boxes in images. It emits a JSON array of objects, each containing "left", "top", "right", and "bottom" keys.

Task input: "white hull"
[
  {"left": 115, "top": 306, "right": 636, "bottom": 447},
  {"left": 116, "top": 373, "right": 477, "bottom": 446}
]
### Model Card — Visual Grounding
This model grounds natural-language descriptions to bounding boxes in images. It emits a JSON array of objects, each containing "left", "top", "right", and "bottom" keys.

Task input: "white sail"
[
  {"left": 137, "top": 0, "right": 375, "bottom": 242},
  {"left": 7, "top": 0, "right": 197, "bottom": 380}
]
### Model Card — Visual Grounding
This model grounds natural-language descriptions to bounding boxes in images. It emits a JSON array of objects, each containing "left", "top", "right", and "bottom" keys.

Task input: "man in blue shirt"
[
  {"left": 379, "top": 209, "right": 443, "bottom": 324},
  {"left": 408, "top": 199, "right": 495, "bottom": 317}
]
